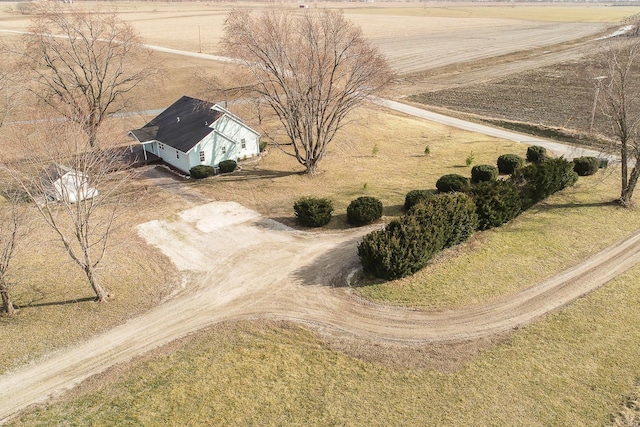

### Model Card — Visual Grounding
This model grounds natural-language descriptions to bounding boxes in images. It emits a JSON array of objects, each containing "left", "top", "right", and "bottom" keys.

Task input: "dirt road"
[{"left": 2, "top": 200, "right": 640, "bottom": 423}]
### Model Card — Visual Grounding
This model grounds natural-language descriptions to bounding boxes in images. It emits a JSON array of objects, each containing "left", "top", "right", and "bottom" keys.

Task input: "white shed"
[{"left": 42, "top": 164, "right": 98, "bottom": 203}]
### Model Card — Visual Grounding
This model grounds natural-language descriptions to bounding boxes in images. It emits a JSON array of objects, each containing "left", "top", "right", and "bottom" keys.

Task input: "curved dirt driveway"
[{"left": 2, "top": 201, "right": 640, "bottom": 423}]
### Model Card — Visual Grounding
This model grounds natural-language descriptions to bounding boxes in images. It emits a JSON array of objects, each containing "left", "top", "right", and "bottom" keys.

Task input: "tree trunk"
[
  {"left": 304, "top": 162, "right": 319, "bottom": 176},
  {"left": 0, "top": 287, "right": 15, "bottom": 316},
  {"left": 85, "top": 266, "right": 109, "bottom": 302},
  {"left": 619, "top": 165, "right": 640, "bottom": 207}
]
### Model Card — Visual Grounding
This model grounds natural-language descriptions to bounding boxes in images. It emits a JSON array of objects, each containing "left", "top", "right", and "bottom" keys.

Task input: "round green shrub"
[
  {"left": 497, "top": 154, "right": 524, "bottom": 174},
  {"left": 526, "top": 145, "right": 548, "bottom": 163},
  {"left": 471, "top": 164, "right": 499, "bottom": 183},
  {"left": 404, "top": 189, "right": 432, "bottom": 211},
  {"left": 347, "top": 196, "right": 383, "bottom": 226},
  {"left": 435, "top": 174, "right": 469, "bottom": 193},
  {"left": 358, "top": 216, "right": 438, "bottom": 280},
  {"left": 293, "top": 197, "right": 333, "bottom": 227},
  {"left": 470, "top": 180, "right": 522, "bottom": 230},
  {"left": 218, "top": 160, "right": 237, "bottom": 174},
  {"left": 190, "top": 165, "right": 216, "bottom": 179},
  {"left": 572, "top": 156, "right": 600, "bottom": 176}
]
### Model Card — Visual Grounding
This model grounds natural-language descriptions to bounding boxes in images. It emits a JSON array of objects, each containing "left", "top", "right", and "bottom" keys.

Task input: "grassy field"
[{"left": 8, "top": 261, "right": 640, "bottom": 426}]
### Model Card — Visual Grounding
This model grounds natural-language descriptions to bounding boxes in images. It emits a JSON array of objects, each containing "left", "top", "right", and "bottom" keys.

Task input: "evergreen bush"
[
  {"left": 572, "top": 156, "right": 600, "bottom": 176},
  {"left": 410, "top": 193, "right": 478, "bottom": 247},
  {"left": 512, "top": 158, "right": 578, "bottom": 210},
  {"left": 470, "top": 180, "right": 522, "bottom": 230},
  {"left": 526, "top": 145, "right": 547, "bottom": 163},
  {"left": 293, "top": 197, "right": 333, "bottom": 227},
  {"left": 190, "top": 165, "right": 216, "bottom": 179},
  {"left": 497, "top": 154, "right": 524, "bottom": 174},
  {"left": 357, "top": 216, "right": 440, "bottom": 280},
  {"left": 435, "top": 174, "right": 469, "bottom": 193},
  {"left": 218, "top": 160, "right": 237, "bottom": 173},
  {"left": 358, "top": 193, "right": 478, "bottom": 280},
  {"left": 471, "top": 164, "right": 499, "bottom": 183},
  {"left": 347, "top": 196, "right": 383, "bottom": 226},
  {"left": 404, "top": 189, "right": 432, "bottom": 211}
]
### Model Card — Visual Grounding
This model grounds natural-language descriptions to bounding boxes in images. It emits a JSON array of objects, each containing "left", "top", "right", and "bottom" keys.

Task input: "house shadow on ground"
[{"left": 213, "top": 168, "right": 300, "bottom": 183}]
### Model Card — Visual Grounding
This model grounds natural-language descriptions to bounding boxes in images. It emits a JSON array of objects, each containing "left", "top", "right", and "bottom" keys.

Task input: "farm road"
[
  {"left": 373, "top": 97, "right": 612, "bottom": 161},
  {"left": 2, "top": 201, "right": 640, "bottom": 423}
]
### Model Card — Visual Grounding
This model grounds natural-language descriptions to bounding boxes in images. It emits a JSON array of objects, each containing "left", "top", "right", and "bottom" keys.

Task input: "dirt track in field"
[{"left": 2, "top": 198, "right": 640, "bottom": 423}]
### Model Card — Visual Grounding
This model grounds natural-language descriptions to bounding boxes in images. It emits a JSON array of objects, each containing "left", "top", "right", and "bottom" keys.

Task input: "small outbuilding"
[
  {"left": 129, "top": 96, "right": 261, "bottom": 175},
  {"left": 42, "top": 164, "right": 98, "bottom": 203}
]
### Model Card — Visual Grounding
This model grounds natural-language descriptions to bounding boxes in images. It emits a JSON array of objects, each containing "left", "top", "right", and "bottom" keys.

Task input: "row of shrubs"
[
  {"left": 358, "top": 150, "right": 598, "bottom": 280},
  {"left": 358, "top": 193, "right": 477, "bottom": 280},
  {"left": 294, "top": 147, "right": 606, "bottom": 280},
  {"left": 190, "top": 160, "right": 237, "bottom": 179}
]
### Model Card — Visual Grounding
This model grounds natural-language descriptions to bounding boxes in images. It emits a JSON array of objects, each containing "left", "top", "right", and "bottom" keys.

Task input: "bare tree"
[
  {"left": 221, "top": 9, "right": 393, "bottom": 175},
  {"left": 14, "top": 5, "right": 161, "bottom": 148},
  {"left": 8, "top": 118, "right": 139, "bottom": 302},
  {"left": 0, "top": 189, "right": 26, "bottom": 315},
  {"left": 598, "top": 38, "right": 640, "bottom": 206}
]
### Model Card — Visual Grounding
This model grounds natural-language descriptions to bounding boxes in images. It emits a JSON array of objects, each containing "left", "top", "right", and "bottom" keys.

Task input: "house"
[
  {"left": 42, "top": 164, "right": 98, "bottom": 203},
  {"left": 129, "top": 96, "right": 261, "bottom": 175}
]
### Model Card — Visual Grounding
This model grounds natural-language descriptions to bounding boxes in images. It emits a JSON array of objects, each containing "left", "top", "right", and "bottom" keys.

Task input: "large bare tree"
[
  {"left": 221, "top": 9, "right": 392, "bottom": 175},
  {"left": 0, "top": 189, "right": 26, "bottom": 316},
  {"left": 15, "top": 5, "right": 160, "bottom": 148},
  {"left": 598, "top": 38, "right": 640, "bottom": 206},
  {"left": 8, "top": 119, "right": 138, "bottom": 302}
]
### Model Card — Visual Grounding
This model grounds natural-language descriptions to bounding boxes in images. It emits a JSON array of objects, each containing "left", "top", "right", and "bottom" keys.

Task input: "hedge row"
[
  {"left": 358, "top": 193, "right": 478, "bottom": 280},
  {"left": 359, "top": 156, "right": 581, "bottom": 280}
]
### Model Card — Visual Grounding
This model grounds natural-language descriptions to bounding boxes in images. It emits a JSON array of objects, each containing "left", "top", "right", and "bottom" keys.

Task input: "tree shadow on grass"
[
  {"left": 529, "top": 199, "right": 619, "bottom": 213},
  {"left": 17, "top": 296, "right": 96, "bottom": 310}
]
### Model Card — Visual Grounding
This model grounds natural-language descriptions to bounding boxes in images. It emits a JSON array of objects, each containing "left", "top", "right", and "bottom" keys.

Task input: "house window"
[
  {"left": 159, "top": 143, "right": 165, "bottom": 150},
  {"left": 199, "top": 151, "right": 205, "bottom": 162},
  {"left": 176, "top": 150, "right": 180, "bottom": 159},
  {"left": 241, "top": 138, "right": 246, "bottom": 149},
  {"left": 221, "top": 146, "right": 226, "bottom": 154}
]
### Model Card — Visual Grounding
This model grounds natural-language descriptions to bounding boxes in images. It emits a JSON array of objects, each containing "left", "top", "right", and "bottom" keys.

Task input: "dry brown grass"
[
  {"left": 8, "top": 262, "right": 640, "bottom": 426},
  {"left": 0, "top": 180, "right": 184, "bottom": 375},
  {"left": 186, "top": 104, "right": 527, "bottom": 228}
]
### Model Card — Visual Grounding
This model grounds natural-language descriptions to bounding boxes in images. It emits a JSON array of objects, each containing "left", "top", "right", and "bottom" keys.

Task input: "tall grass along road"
[{"left": 2, "top": 201, "right": 640, "bottom": 423}]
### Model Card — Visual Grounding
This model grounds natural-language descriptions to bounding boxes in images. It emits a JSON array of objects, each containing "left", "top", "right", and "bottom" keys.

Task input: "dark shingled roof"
[{"left": 132, "top": 96, "right": 223, "bottom": 153}]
